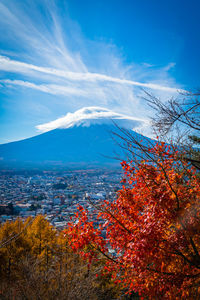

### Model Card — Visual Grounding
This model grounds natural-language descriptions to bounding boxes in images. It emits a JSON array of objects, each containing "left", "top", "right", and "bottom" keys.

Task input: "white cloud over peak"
[
  {"left": 36, "top": 106, "right": 148, "bottom": 133},
  {"left": 0, "top": 0, "right": 184, "bottom": 139}
]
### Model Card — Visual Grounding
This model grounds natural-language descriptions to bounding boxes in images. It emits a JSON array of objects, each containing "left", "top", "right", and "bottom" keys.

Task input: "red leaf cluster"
[{"left": 65, "top": 143, "right": 200, "bottom": 298}]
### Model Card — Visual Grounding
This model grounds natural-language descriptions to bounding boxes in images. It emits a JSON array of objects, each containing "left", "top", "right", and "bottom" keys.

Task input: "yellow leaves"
[
  {"left": 0, "top": 216, "right": 122, "bottom": 299},
  {"left": 0, "top": 215, "right": 67, "bottom": 263},
  {"left": 170, "top": 193, "right": 177, "bottom": 200},
  {"left": 185, "top": 202, "right": 192, "bottom": 209}
]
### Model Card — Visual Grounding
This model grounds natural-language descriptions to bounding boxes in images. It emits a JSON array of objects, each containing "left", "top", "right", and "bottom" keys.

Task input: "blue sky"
[{"left": 0, "top": 0, "right": 199, "bottom": 143}]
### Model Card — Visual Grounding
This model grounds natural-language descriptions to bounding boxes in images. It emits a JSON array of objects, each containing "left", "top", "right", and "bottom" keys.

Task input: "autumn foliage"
[
  {"left": 0, "top": 216, "right": 120, "bottom": 299},
  {"left": 66, "top": 143, "right": 200, "bottom": 299}
]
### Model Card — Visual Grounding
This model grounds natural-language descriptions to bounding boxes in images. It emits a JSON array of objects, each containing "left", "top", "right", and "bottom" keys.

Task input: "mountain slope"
[{"left": 0, "top": 107, "right": 148, "bottom": 169}]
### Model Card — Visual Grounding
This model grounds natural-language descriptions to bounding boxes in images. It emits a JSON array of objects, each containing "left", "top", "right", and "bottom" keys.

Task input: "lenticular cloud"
[{"left": 36, "top": 106, "right": 148, "bottom": 133}]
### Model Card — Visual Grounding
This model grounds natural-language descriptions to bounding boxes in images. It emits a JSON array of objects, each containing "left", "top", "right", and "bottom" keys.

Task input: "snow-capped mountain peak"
[{"left": 36, "top": 106, "right": 148, "bottom": 133}]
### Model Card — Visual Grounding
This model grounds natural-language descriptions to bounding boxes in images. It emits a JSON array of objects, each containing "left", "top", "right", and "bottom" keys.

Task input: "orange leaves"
[{"left": 66, "top": 142, "right": 200, "bottom": 298}]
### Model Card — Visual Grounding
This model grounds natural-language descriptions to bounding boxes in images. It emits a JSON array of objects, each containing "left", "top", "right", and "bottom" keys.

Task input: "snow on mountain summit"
[{"left": 36, "top": 106, "right": 148, "bottom": 133}]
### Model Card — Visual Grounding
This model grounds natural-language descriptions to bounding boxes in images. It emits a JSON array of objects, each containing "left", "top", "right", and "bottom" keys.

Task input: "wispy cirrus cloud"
[
  {"left": 0, "top": 56, "right": 183, "bottom": 93},
  {"left": 0, "top": 79, "right": 90, "bottom": 97},
  {"left": 0, "top": 0, "right": 184, "bottom": 138}
]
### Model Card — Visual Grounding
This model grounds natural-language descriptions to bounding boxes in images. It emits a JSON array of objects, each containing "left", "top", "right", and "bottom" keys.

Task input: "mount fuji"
[{"left": 0, "top": 107, "right": 148, "bottom": 169}]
